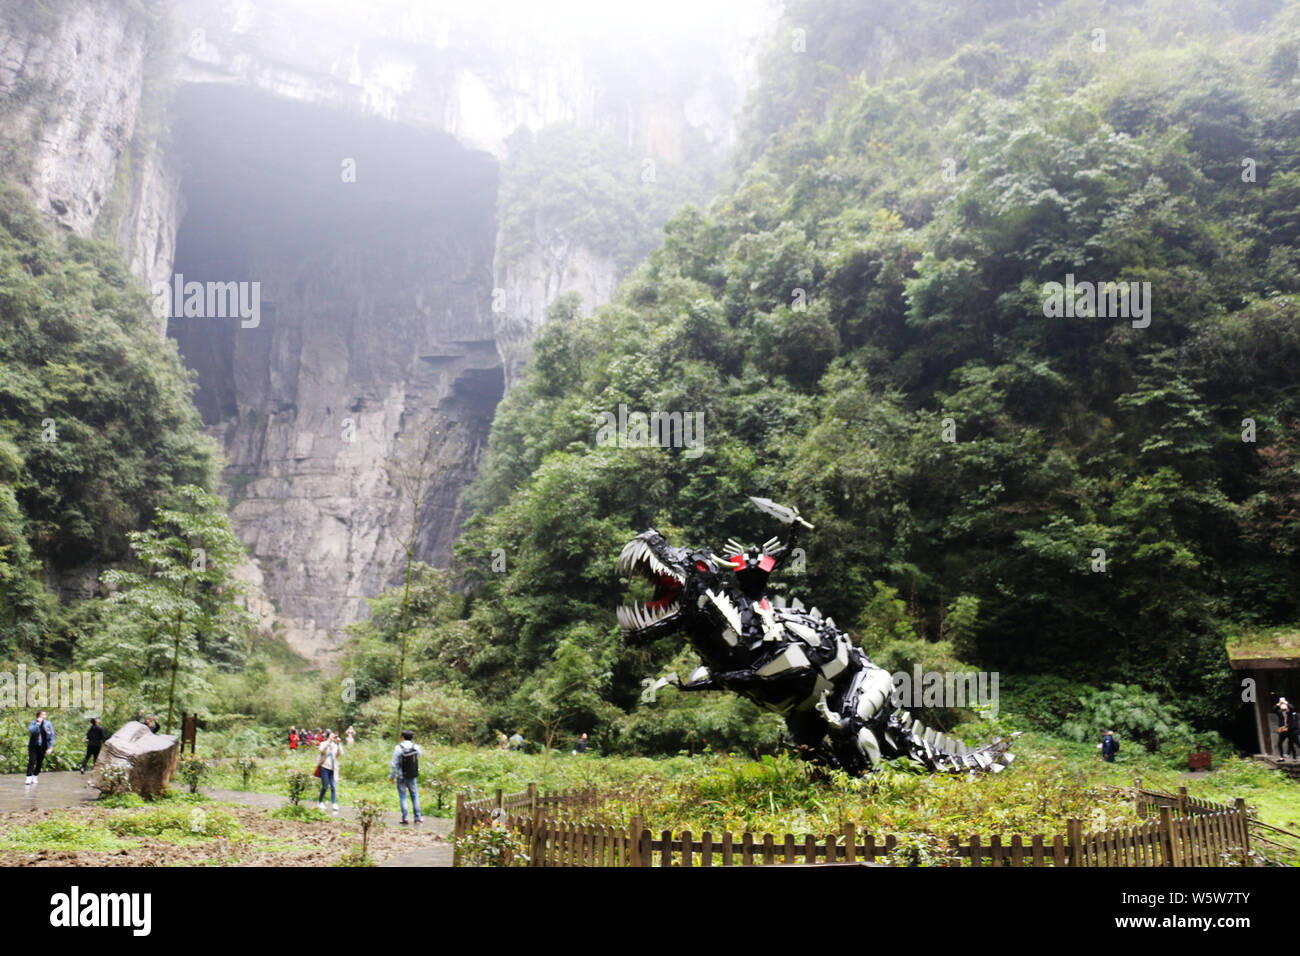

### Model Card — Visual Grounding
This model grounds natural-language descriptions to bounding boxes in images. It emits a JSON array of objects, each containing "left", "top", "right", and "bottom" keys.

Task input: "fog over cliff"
[{"left": 0, "top": 0, "right": 780, "bottom": 663}]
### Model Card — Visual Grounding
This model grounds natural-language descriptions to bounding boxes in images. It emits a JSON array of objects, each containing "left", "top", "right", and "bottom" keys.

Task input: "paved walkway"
[
  {"left": 0, "top": 774, "right": 454, "bottom": 866},
  {"left": 0, "top": 771, "right": 100, "bottom": 812}
]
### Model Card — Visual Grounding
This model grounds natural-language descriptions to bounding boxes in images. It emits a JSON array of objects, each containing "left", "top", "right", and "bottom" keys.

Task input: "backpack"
[{"left": 400, "top": 743, "right": 419, "bottom": 779}]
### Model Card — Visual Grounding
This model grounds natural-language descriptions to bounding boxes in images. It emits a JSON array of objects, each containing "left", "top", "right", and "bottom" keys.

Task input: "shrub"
[
  {"left": 354, "top": 797, "right": 385, "bottom": 861},
  {"left": 286, "top": 768, "right": 313, "bottom": 806},
  {"left": 1059, "top": 683, "right": 1195, "bottom": 754},
  {"left": 456, "top": 820, "right": 530, "bottom": 867},
  {"left": 97, "top": 764, "right": 131, "bottom": 796},
  {"left": 177, "top": 755, "right": 209, "bottom": 794},
  {"left": 235, "top": 753, "right": 257, "bottom": 790}
]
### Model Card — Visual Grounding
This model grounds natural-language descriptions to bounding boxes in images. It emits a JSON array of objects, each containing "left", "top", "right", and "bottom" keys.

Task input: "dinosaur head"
[{"left": 616, "top": 529, "right": 731, "bottom": 641}]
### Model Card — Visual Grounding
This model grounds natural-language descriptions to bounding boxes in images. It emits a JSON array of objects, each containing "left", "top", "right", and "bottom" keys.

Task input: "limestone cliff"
[{"left": 0, "top": 0, "right": 778, "bottom": 664}]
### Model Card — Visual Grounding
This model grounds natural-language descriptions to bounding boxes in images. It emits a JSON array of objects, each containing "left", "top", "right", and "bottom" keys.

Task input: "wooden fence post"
[
  {"left": 1066, "top": 819, "right": 1082, "bottom": 867},
  {"left": 528, "top": 783, "right": 541, "bottom": 867},
  {"left": 1158, "top": 806, "right": 1177, "bottom": 867},
  {"left": 1177, "top": 786, "right": 1188, "bottom": 817},
  {"left": 629, "top": 815, "right": 643, "bottom": 868},
  {"left": 495, "top": 788, "right": 504, "bottom": 811},
  {"left": 1234, "top": 798, "right": 1250, "bottom": 865},
  {"left": 453, "top": 792, "right": 464, "bottom": 867}
]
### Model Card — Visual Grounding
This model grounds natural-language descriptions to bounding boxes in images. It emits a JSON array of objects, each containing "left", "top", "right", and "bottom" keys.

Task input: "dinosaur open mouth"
[{"left": 616, "top": 537, "right": 683, "bottom": 631}]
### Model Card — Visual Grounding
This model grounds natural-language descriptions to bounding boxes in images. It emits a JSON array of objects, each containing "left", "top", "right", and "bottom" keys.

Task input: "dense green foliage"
[
  {"left": 0, "top": 181, "right": 216, "bottom": 661},
  {"left": 416, "top": 0, "right": 1300, "bottom": 749},
  {"left": 497, "top": 124, "right": 713, "bottom": 275}
]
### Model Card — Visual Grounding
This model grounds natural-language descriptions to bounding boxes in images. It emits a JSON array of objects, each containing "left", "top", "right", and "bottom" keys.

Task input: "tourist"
[
  {"left": 289, "top": 729, "right": 299, "bottom": 752},
  {"left": 316, "top": 731, "right": 343, "bottom": 813},
  {"left": 1277, "top": 700, "right": 1300, "bottom": 759},
  {"left": 572, "top": 732, "right": 589, "bottom": 755},
  {"left": 79, "top": 718, "right": 105, "bottom": 774},
  {"left": 146, "top": 715, "right": 160, "bottom": 734},
  {"left": 346, "top": 725, "right": 356, "bottom": 747},
  {"left": 389, "top": 730, "right": 423, "bottom": 825},
  {"left": 1099, "top": 729, "right": 1119, "bottom": 763},
  {"left": 497, "top": 730, "right": 509, "bottom": 750},
  {"left": 25, "top": 710, "right": 54, "bottom": 785},
  {"left": 508, "top": 730, "right": 524, "bottom": 751}
]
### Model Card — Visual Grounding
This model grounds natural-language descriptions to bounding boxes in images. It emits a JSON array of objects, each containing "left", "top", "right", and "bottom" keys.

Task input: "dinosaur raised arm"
[{"left": 748, "top": 496, "right": 812, "bottom": 573}]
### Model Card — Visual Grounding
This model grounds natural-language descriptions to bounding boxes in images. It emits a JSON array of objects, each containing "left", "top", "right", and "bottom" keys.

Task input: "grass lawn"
[{"left": 193, "top": 732, "right": 1300, "bottom": 863}]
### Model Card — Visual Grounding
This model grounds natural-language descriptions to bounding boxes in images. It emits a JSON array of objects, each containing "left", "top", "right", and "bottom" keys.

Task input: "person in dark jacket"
[
  {"left": 25, "top": 711, "right": 54, "bottom": 785},
  {"left": 80, "top": 718, "right": 105, "bottom": 773},
  {"left": 1099, "top": 730, "right": 1119, "bottom": 762}
]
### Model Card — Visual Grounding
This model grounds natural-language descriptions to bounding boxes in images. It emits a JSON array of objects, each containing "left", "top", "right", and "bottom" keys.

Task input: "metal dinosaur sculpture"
[{"left": 616, "top": 497, "right": 1016, "bottom": 776}]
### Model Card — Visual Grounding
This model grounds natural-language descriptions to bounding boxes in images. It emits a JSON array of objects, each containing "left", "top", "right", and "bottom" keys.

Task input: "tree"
[
  {"left": 92, "top": 486, "right": 255, "bottom": 732},
  {"left": 388, "top": 418, "right": 460, "bottom": 736},
  {"left": 506, "top": 629, "right": 621, "bottom": 753}
]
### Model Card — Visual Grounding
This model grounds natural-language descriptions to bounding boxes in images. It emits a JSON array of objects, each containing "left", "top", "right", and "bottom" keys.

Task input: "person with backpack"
[
  {"left": 1099, "top": 729, "right": 1119, "bottom": 763},
  {"left": 389, "top": 730, "right": 423, "bottom": 825},
  {"left": 25, "top": 710, "right": 54, "bottom": 785},
  {"left": 79, "top": 718, "right": 105, "bottom": 773}
]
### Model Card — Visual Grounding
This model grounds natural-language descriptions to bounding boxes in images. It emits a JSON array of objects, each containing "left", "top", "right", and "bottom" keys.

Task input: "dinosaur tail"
[{"left": 885, "top": 709, "right": 1018, "bottom": 774}]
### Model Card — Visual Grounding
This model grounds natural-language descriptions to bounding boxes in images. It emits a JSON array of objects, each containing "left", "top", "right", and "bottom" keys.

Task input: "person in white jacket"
[
  {"left": 316, "top": 732, "right": 342, "bottom": 812},
  {"left": 389, "top": 730, "right": 423, "bottom": 824}
]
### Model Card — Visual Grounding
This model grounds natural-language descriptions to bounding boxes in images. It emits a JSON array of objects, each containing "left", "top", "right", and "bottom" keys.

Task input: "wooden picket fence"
[{"left": 454, "top": 783, "right": 1252, "bottom": 867}]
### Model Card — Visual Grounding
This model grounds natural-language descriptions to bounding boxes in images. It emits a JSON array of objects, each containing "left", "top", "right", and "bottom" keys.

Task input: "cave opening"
[
  {"left": 163, "top": 83, "right": 504, "bottom": 652},
  {"left": 167, "top": 82, "right": 502, "bottom": 428}
]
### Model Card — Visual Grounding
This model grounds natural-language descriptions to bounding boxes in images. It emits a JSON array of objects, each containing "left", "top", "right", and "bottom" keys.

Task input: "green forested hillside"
[
  {"left": 0, "top": 181, "right": 217, "bottom": 661},
  {"left": 353, "top": 0, "right": 1300, "bottom": 750}
]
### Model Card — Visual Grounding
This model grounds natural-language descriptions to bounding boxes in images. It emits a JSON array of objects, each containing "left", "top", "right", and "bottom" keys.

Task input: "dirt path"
[{"left": 0, "top": 773, "right": 454, "bottom": 866}]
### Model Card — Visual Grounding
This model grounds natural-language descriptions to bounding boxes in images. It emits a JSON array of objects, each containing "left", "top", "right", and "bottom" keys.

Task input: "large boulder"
[{"left": 91, "top": 721, "right": 180, "bottom": 798}]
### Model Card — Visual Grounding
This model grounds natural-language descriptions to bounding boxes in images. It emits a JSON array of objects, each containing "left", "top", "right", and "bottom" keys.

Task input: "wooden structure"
[
  {"left": 454, "top": 782, "right": 1251, "bottom": 867},
  {"left": 180, "top": 713, "right": 197, "bottom": 755},
  {"left": 1226, "top": 627, "right": 1300, "bottom": 758}
]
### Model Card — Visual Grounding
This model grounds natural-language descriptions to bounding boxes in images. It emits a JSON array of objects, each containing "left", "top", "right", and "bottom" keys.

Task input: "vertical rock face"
[
  {"left": 0, "top": 0, "right": 778, "bottom": 664},
  {"left": 166, "top": 84, "right": 500, "bottom": 664},
  {"left": 0, "top": 4, "right": 155, "bottom": 235}
]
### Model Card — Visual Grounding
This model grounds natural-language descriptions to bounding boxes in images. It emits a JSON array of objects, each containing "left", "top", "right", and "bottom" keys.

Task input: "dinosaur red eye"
[
  {"left": 759, "top": 555, "right": 776, "bottom": 572},
  {"left": 695, "top": 560, "right": 710, "bottom": 572},
  {"left": 730, "top": 555, "right": 744, "bottom": 570}
]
